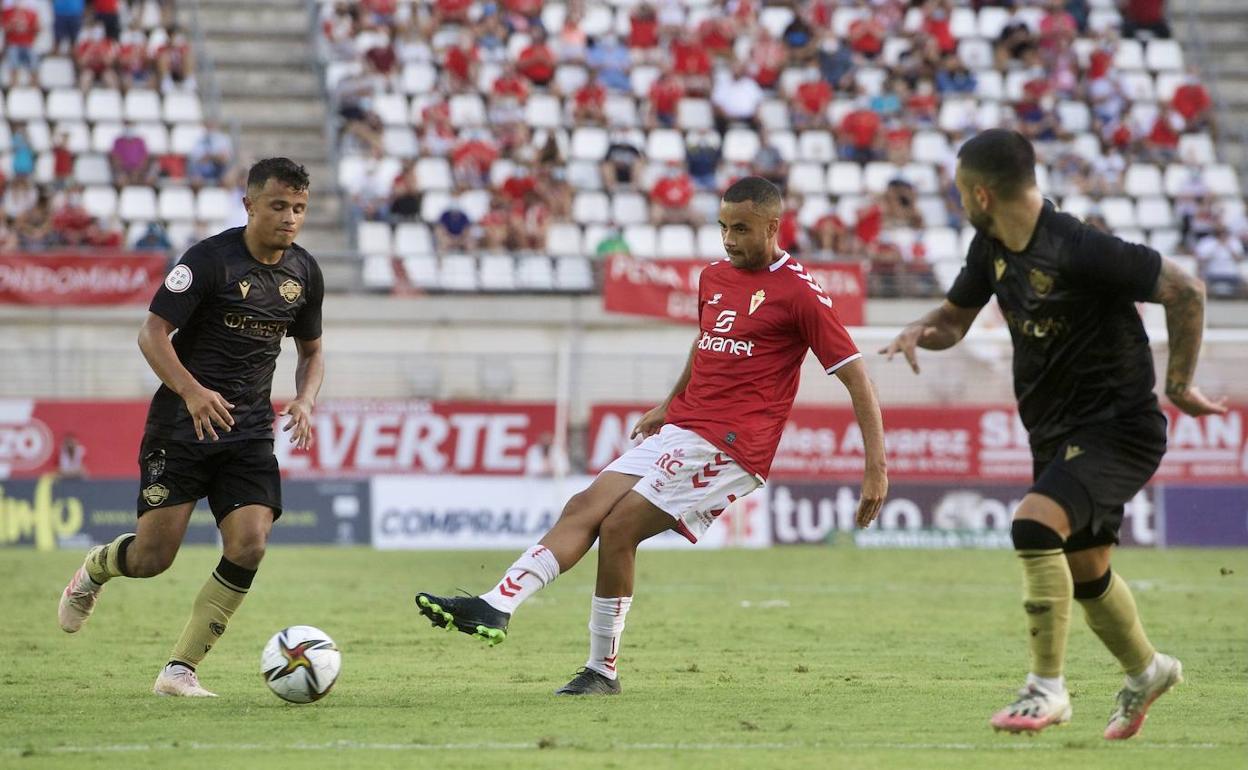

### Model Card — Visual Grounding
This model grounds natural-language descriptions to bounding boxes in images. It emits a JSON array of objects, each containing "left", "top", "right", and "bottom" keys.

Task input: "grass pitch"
[{"left": 2, "top": 545, "right": 1245, "bottom": 769}]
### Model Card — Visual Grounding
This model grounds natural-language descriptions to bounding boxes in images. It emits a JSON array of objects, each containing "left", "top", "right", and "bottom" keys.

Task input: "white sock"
[
  {"left": 1126, "top": 653, "right": 1158, "bottom": 690},
  {"left": 479, "top": 545, "right": 561, "bottom": 614},
  {"left": 584, "top": 595, "right": 632, "bottom": 681},
  {"left": 1026, "top": 672, "right": 1066, "bottom": 695}
]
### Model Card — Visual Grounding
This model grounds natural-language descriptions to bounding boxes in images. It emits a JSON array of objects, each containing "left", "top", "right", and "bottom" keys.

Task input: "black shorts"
[
  {"left": 1030, "top": 411, "right": 1166, "bottom": 553},
  {"left": 137, "top": 436, "right": 283, "bottom": 524}
]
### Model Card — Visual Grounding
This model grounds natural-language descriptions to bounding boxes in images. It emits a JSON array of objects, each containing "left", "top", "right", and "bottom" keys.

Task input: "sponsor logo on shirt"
[
  {"left": 711, "top": 309, "right": 737, "bottom": 333},
  {"left": 698, "top": 331, "right": 754, "bottom": 357},
  {"left": 1003, "top": 310, "right": 1068, "bottom": 340},
  {"left": 223, "top": 312, "right": 290, "bottom": 339}
]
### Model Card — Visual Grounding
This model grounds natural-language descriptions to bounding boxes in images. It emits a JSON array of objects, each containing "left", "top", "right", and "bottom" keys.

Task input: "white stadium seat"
[
  {"left": 545, "top": 222, "right": 584, "bottom": 257},
  {"left": 440, "top": 255, "right": 479, "bottom": 291},
  {"left": 1136, "top": 196, "right": 1175, "bottom": 229},
  {"left": 657, "top": 225, "right": 696, "bottom": 258},
  {"left": 158, "top": 187, "right": 196, "bottom": 221},
  {"left": 162, "top": 91, "right": 202, "bottom": 123},
  {"left": 402, "top": 255, "right": 439, "bottom": 289},
  {"left": 1146, "top": 39, "right": 1184, "bottom": 72},
  {"left": 573, "top": 191, "right": 610, "bottom": 225},
  {"left": 1099, "top": 197, "right": 1137, "bottom": 230},
  {"left": 8, "top": 87, "right": 45, "bottom": 121},
  {"left": 196, "top": 188, "right": 231, "bottom": 222},
  {"left": 570, "top": 127, "right": 609, "bottom": 161},
  {"left": 697, "top": 224, "right": 724, "bottom": 258},
  {"left": 797, "top": 131, "right": 836, "bottom": 163},
  {"left": 45, "top": 89, "right": 84, "bottom": 122},
  {"left": 646, "top": 129, "right": 686, "bottom": 163},
  {"left": 787, "top": 162, "right": 827, "bottom": 195},
  {"left": 516, "top": 256, "right": 555, "bottom": 290},
  {"left": 394, "top": 222, "right": 434, "bottom": 257},
  {"left": 612, "top": 192, "right": 648, "bottom": 225},
  {"left": 827, "top": 162, "right": 863, "bottom": 196},
  {"left": 357, "top": 221, "right": 393, "bottom": 256},
  {"left": 124, "top": 90, "right": 162, "bottom": 123},
  {"left": 479, "top": 255, "right": 517, "bottom": 291},
  {"left": 82, "top": 185, "right": 118, "bottom": 219},
  {"left": 554, "top": 257, "right": 594, "bottom": 291},
  {"left": 118, "top": 186, "right": 158, "bottom": 222},
  {"left": 623, "top": 224, "right": 657, "bottom": 258},
  {"left": 362, "top": 255, "right": 397, "bottom": 290}
]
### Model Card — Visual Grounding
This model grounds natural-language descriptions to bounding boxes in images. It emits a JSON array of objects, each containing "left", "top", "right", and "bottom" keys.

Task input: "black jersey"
[
  {"left": 145, "top": 227, "right": 324, "bottom": 443},
  {"left": 947, "top": 201, "right": 1163, "bottom": 452}
]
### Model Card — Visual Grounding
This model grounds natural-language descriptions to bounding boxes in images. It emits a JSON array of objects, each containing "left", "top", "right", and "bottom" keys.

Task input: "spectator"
[
  {"left": 1088, "top": 149, "right": 1126, "bottom": 196},
  {"left": 710, "top": 65, "right": 764, "bottom": 132},
  {"left": 601, "top": 128, "right": 644, "bottom": 191},
  {"left": 10, "top": 124, "right": 36, "bottom": 180},
  {"left": 1142, "top": 107, "right": 1183, "bottom": 163},
  {"left": 881, "top": 180, "right": 924, "bottom": 229},
  {"left": 364, "top": 25, "right": 400, "bottom": 89},
  {"left": 501, "top": 0, "right": 543, "bottom": 33},
  {"left": 52, "top": 132, "right": 75, "bottom": 190},
  {"left": 0, "top": 214, "right": 17, "bottom": 253},
  {"left": 117, "top": 27, "right": 154, "bottom": 90},
  {"left": 907, "top": 79, "right": 940, "bottom": 128},
  {"left": 585, "top": 34, "right": 632, "bottom": 93},
  {"left": 595, "top": 227, "right": 630, "bottom": 257},
  {"left": 995, "top": 11, "right": 1037, "bottom": 68},
  {"left": 480, "top": 199, "right": 510, "bottom": 251},
  {"left": 751, "top": 132, "right": 789, "bottom": 192},
  {"left": 553, "top": 7, "right": 588, "bottom": 63},
  {"left": 670, "top": 33, "right": 712, "bottom": 95},
  {"left": 649, "top": 161, "right": 697, "bottom": 226},
  {"left": 781, "top": 10, "right": 818, "bottom": 65},
  {"left": 53, "top": 0, "right": 86, "bottom": 56},
  {"left": 1039, "top": 0, "right": 1078, "bottom": 60},
  {"left": 838, "top": 102, "right": 883, "bottom": 162},
  {"left": 13, "top": 184, "right": 51, "bottom": 249},
  {"left": 646, "top": 69, "right": 684, "bottom": 128},
  {"left": 920, "top": 0, "right": 958, "bottom": 56},
  {"left": 848, "top": 16, "right": 886, "bottom": 60},
  {"left": 76, "top": 21, "right": 119, "bottom": 90},
  {"left": 90, "top": 0, "right": 122, "bottom": 41},
  {"left": 59, "top": 434, "right": 86, "bottom": 478},
  {"left": 695, "top": 16, "right": 734, "bottom": 60},
  {"left": 2, "top": 0, "right": 40, "bottom": 87},
  {"left": 335, "top": 70, "right": 385, "bottom": 155},
  {"left": 361, "top": 0, "right": 399, "bottom": 29},
  {"left": 511, "top": 188, "right": 550, "bottom": 251},
  {"left": 110, "top": 124, "right": 154, "bottom": 185},
  {"left": 793, "top": 77, "right": 833, "bottom": 130},
  {"left": 749, "top": 27, "right": 786, "bottom": 89},
  {"left": 816, "top": 38, "right": 856, "bottom": 93},
  {"left": 572, "top": 75, "right": 607, "bottom": 125},
  {"left": 628, "top": 3, "right": 660, "bottom": 62},
  {"left": 1088, "top": 71, "right": 1127, "bottom": 126},
  {"left": 322, "top": 2, "right": 359, "bottom": 59},
  {"left": 157, "top": 25, "right": 197, "bottom": 93},
  {"left": 352, "top": 153, "right": 391, "bottom": 221},
  {"left": 1171, "top": 69, "right": 1216, "bottom": 135},
  {"left": 1120, "top": 0, "right": 1169, "bottom": 39},
  {"left": 435, "top": 204, "right": 474, "bottom": 252},
  {"left": 516, "top": 29, "right": 556, "bottom": 86},
  {"left": 813, "top": 211, "right": 852, "bottom": 257},
  {"left": 491, "top": 63, "right": 530, "bottom": 103},
  {"left": 934, "top": 52, "right": 976, "bottom": 94},
  {"left": 777, "top": 199, "right": 801, "bottom": 254},
  {"left": 442, "top": 32, "right": 478, "bottom": 89},
  {"left": 134, "top": 220, "right": 173, "bottom": 252},
  {"left": 188, "top": 120, "right": 233, "bottom": 185},
  {"left": 536, "top": 165, "right": 572, "bottom": 222},
  {"left": 389, "top": 159, "right": 422, "bottom": 221},
  {"left": 883, "top": 118, "right": 915, "bottom": 164},
  {"left": 432, "top": 0, "right": 472, "bottom": 27},
  {"left": 450, "top": 135, "right": 498, "bottom": 189},
  {"left": 685, "top": 129, "right": 721, "bottom": 191},
  {"left": 1194, "top": 226, "right": 1243, "bottom": 297},
  {"left": 418, "top": 101, "right": 456, "bottom": 157}
]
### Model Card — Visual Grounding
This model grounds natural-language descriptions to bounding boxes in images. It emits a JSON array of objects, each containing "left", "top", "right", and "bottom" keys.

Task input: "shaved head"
[{"left": 722, "top": 176, "right": 782, "bottom": 219}]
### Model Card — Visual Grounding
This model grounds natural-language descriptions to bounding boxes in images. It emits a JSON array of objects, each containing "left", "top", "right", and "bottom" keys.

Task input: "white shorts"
[{"left": 602, "top": 424, "right": 762, "bottom": 544}]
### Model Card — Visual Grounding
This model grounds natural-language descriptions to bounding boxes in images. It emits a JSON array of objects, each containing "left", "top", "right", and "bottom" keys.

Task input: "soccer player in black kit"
[
  {"left": 57, "top": 158, "right": 325, "bottom": 697},
  {"left": 883, "top": 130, "right": 1225, "bottom": 739}
]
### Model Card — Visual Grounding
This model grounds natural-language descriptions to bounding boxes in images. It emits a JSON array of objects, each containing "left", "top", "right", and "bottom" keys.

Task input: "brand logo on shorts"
[
  {"left": 279, "top": 279, "right": 302, "bottom": 303},
  {"left": 142, "top": 483, "right": 170, "bottom": 506},
  {"left": 655, "top": 450, "right": 685, "bottom": 476},
  {"left": 144, "top": 449, "right": 166, "bottom": 481},
  {"left": 1064, "top": 445, "right": 1084, "bottom": 461}
]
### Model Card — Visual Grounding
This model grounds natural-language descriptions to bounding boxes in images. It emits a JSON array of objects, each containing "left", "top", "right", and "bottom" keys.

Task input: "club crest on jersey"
[
  {"left": 279, "top": 279, "right": 302, "bottom": 303},
  {"left": 749, "top": 289, "right": 766, "bottom": 315},
  {"left": 239, "top": 279, "right": 252, "bottom": 299},
  {"left": 1029, "top": 269, "right": 1054, "bottom": 296},
  {"left": 994, "top": 258, "right": 1006, "bottom": 281},
  {"left": 142, "top": 483, "right": 170, "bottom": 506}
]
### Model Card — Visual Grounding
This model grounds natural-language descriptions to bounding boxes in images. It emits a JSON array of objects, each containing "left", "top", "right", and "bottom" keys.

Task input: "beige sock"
[
  {"left": 85, "top": 533, "right": 135, "bottom": 584},
  {"left": 1019, "top": 548, "right": 1073, "bottom": 678},
  {"left": 1077, "top": 572, "right": 1156, "bottom": 677},
  {"left": 168, "top": 566, "right": 251, "bottom": 668}
]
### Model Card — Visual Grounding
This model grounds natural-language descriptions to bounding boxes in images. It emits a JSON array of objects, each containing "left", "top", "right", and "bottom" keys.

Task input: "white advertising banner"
[{"left": 371, "top": 475, "right": 771, "bottom": 550}]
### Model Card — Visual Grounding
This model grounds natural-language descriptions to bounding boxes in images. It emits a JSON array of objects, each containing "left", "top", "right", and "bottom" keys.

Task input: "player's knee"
[
  {"left": 561, "top": 490, "right": 595, "bottom": 521},
  {"left": 1010, "top": 519, "right": 1064, "bottom": 551},
  {"left": 128, "top": 543, "right": 177, "bottom": 577},
  {"left": 596, "top": 512, "right": 637, "bottom": 551},
  {"left": 225, "top": 538, "right": 267, "bottom": 570}
]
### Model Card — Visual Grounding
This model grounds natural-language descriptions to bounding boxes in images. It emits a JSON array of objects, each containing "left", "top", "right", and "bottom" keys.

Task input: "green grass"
[{"left": 2, "top": 546, "right": 1245, "bottom": 769}]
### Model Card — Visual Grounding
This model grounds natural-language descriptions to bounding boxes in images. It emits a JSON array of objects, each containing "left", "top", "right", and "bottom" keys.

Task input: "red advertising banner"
[
  {"left": 602, "top": 255, "right": 865, "bottom": 326},
  {"left": 587, "top": 403, "right": 1248, "bottom": 483},
  {"left": 0, "top": 252, "right": 166, "bottom": 306},
  {"left": 0, "top": 399, "right": 556, "bottom": 479}
]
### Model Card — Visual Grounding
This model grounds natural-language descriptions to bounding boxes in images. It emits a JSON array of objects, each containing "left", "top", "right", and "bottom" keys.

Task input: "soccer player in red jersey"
[{"left": 415, "top": 177, "right": 889, "bottom": 694}]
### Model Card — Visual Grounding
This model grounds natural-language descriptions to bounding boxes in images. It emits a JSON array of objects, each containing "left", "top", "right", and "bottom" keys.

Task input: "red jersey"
[
  {"left": 665, "top": 253, "right": 861, "bottom": 478},
  {"left": 629, "top": 14, "right": 658, "bottom": 48},
  {"left": 649, "top": 77, "right": 684, "bottom": 116},
  {"left": 652, "top": 175, "right": 693, "bottom": 208},
  {"left": 2, "top": 7, "right": 38, "bottom": 47},
  {"left": 1172, "top": 83, "right": 1211, "bottom": 121}
]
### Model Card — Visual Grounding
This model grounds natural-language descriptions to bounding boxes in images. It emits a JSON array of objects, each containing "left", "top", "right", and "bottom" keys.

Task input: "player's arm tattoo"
[{"left": 1149, "top": 257, "right": 1205, "bottom": 398}]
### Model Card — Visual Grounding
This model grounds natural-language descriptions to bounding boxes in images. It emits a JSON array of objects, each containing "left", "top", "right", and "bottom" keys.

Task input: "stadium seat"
[
  {"left": 554, "top": 256, "right": 594, "bottom": 291},
  {"left": 357, "top": 221, "right": 393, "bottom": 256},
  {"left": 677, "top": 98, "right": 715, "bottom": 131},
  {"left": 420, "top": 192, "right": 453, "bottom": 223},
  {"left": 623, "top": 224, "right": 657, "bottom": 258},
  {"left": 977, "top": 6, "right": 1010, "bottom": 38},
  {"left": 657, "top": 225, "right": 696, "bottom": 258},
  {"left": 374, "top": 93, "right": 410, "bottom": 126},
  {"left": 401, "top": 62, "right": 437, "bottom": 94},
  {"left": 797, "top": 196, "right": 832, "bottom": 228},
  {"left": 797, "top": 131, "right": 836, "bottom": 163},
  {"left": 1120, "top": 71, "right": 1155, "bottom": 102},
  {"left": 958, "top": 39, "right": 993, "bottom": 70},
  {"left": 1178, "top": 134, "right": 1215, "bottom": 165},
  {"left": 440, "top": 255, "right": 479, "bottom": 291},
  {"left": 1060, "top": 195, "right": 1093, "bottom": 220},
  {"left": 1114, "top": 39, "right": 1146, "bottom": 70},
  {"left": 570, "top": 127, "right": 609, "bottom": 161},
  {"left": 827, "top": 162, "right": 863, "bottom": 196},
  {"left": 1056, "top": 101, "right": 1091, "bottom": 133},
  {"left": 722, "top": 128, "right": 761, "bottom": 163},
  {"left": 950, "top": 7, "right": 977, "bottom": 37},
  {"left": 525, "top": 94, "right": 562, "bottom": 129},
  {"left": 612, "top": 192, "right": 648, "bottom": 225},
  {"left": 855, "top": 67, "right": 887, "bottom": 97},
  {"left": 74, "top": 154, "right": 112, "bottom": 186},
  {"left": 1203, "top": 165, "right": 1241, "bottom": 197},
  {"left": 573, "top": 191, "right": 610, "bottom": 225},
  {"left": 555, "top": 64, "right": 589, "bottom": 95},
  {"left": 911, "top": 130, "right": 951, "bottom": 165},
  {"left": 171, "top": 123, "right": 205, "bottom": 154},
  {"left": 516, "top": 255, "right": 555, "bottom": 290},
  {"left": 629, "top": 65, "right": 661, "bottom": 98},
  {"left": 118, "top": 186, "right": 158, "bottom": 222},
  {"left": 917, "top": 195, "right": 947, "bottom": 228},
  {"left": 932, "top": 259, "right": 963, "bottom": 292},
  {"left": 1099, "top": 197, "right": 1137, "bottom": 229},
  {"left": 362, "top": 255, "right": 397, "bottom": 290},
  {"left": 383, "top": 127, "right": 418, "bottom": 158},
  {"left": 924, "top": 227, "right": 960, "bottom": 261},
  {"left": 37, "top": 57, "right": 76, "bottom": 89},
  {"left": 938, "top": 98, "right": 977, "bottom": 133},
  {"left": 158, "top": 187, "right": 196, "bottom": 221},
  {"left": 1136, "top": 197, "right": 1175, "bottom": 229},
  {"left": 394, "top": 222, "right": 434, "bottom": 257},
  {"left": 545, "top": 222, "right": 584, "bottom": 257},
  {"left": 457, "top": 190, "right": 491, "bottom": 222},
  {"left": 449, "top": 93, "right": 485, "bottom": 127},
  {"left": 83, "top": 185, "right": 118, "bottom": 219},
  {"left": 1149, "top": 229, "right": 1181, "bottom": 255},
  {"left": 163, "top": 92, "right": 203, "bottom": 123},
  {"left": 124, "top": 90, "right": 162, "bottom": 123},
  {"left": 901, "top": 163, "right": 938, "bottom": 194},
  {"left": 1154, "top": 71, "right": 1184, "bottom": 102},
  {"left": 863, "top": 162, "right": 899, "bottom": 194},
  {"left": 769, "top": 130, "right": 798, "bottom": 162},
  {"left": 788, "top": 162, "right": 827, "bottom": 195},
  {"left": 759, "top": 6, "right": 794, "bottom": 37},
  {"left": 45, "top": 89, "right": 84, "bottom": 122},
  {"left": 1124, "top": 164, "right": 1163, "bottom": 197},
  {"left": 196, "top": 188, "right": 231, "bottom": 222},
  {"left": 646, "top": 129, "right": 685, "bottom": 163},
  {"left": 697, "top": 224, "right": 724, "bottom": 258},
  {"left": 135, "top": 122, "right": 169, "bottom": 154},
  {"left": 1145, "top": 39, "right": 1184, "bottom": 72},
  {"left": 401, "top": 254, "right": 439, "bottom": 289},
  {"left": 479, "top": 255, "right": 517, "bottom": 291},
  {"left": 90, "top": 122, "right": 123, "bottom": 153},
  {"left": 8, "top": 87, "right": 45, "bottom": 121},
  {"left": 581, "top": 4, "right": 613, "bottom": 35},
  {"left": 1163, "top": 164, "right": 1197, "bottom": 197},
  {"left": 975, "top": 69, "right": 1003, "bottom": 101},
  {"left": 415, "top": 157, "right": 452, "bottom": 190},
  {"left": 833, "top": 6, "right": 867, "bottom": 36},
  {"left": 603, "top": 94, "right": 639, "bottom": 127},
  {"left": 757, "top": 100, "right": 790, "bottom": 131},
  {"left": 566, "top": 159, "right": 602, "bottom": 191}
]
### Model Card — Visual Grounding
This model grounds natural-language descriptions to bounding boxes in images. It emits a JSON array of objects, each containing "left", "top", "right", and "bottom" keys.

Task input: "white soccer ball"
[{"left": 261, "top": 625, "right": 341, "bottom": 704}]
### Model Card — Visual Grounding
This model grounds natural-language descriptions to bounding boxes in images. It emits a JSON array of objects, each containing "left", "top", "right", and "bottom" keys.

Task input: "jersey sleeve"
[
  {"left": 148, "top": 243, "right": 221, "bottom": 329},
  {"left": 946, "top": 234, "right": 993, "bottom": 308},
  {"left": 1065, "top": 226, "right": 1163, "bottom": 302},
  {"left": 793, "top": 281, "right": 862, "bottom": 375},
  {"left": 288, "top": 257, "right": 324, "bottom": 340}
]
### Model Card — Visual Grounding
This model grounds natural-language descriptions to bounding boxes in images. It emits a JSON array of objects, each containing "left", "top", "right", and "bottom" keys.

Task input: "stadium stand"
[
  {"left": 316, "top": 0, "right": 1247, "bottom": 298},
  {"left": 1, "top": 0, "right": 234, "bottom": 255}
]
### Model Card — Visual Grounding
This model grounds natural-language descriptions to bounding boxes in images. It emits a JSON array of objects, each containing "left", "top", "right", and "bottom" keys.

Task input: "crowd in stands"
[
  {"left": 1, "top": 0, "right": 238, "bottom": 255},
  {"left": 322, "top": 0, "right": 1247, "bottom": 297}
]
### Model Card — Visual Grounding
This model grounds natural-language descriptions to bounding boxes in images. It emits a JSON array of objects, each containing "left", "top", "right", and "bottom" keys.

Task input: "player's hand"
[
  {"left": 878, "top": 325, "right": 938, "bottom": 374},
  {"left": 280, "top": 398, "right": 316, "bottom": 450},
  {"left": 630, "top": 405, "right": 667, "bottom": 440},
  {"left": 183, "top": 386, "right": 234, "bottom": 441},
  {"left": 855, "top": 464, "right": 888, "bottom": 528},
  {"left": 1168, "top": 385, "right": 1228, "bottom": 417}
]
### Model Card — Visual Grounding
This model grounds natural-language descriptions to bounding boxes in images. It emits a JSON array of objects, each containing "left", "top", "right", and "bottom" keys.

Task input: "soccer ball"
[{"left": 261, "top": 625, "right": 341, "bottom": 704}]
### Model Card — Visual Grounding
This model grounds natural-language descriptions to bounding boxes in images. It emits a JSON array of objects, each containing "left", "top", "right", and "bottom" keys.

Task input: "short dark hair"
[
  {"left": 722, "top": 176, "right": 782, "bottom": 212},
  {"left": 956, "top": 129, "right": 1036, "bottom": 199},
  {"left": 247, "top": 157, "right": 310, "bottom": 194}
]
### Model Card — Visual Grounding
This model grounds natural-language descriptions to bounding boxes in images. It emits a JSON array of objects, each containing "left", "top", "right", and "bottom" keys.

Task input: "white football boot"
[
  {"left": 153, "top": 665, "right": 218, "bottom": 698},
  {"left": 1104, "top": 652, "right": 1184, "bottom": 740},
  {"left": 58, "top": 549, "right": 105, "bottom": 633}
]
